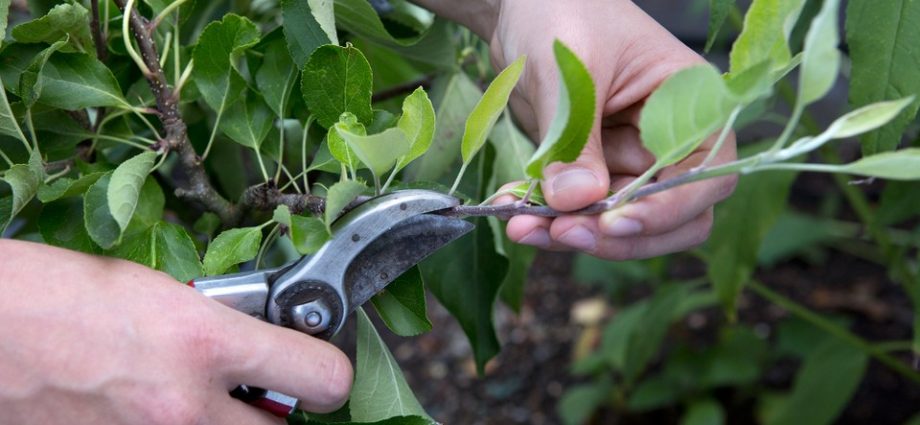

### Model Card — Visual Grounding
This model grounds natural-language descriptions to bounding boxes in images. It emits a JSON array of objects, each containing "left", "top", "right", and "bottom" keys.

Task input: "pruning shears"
[{"left": 187, "top": 190, "right": 473, "bottom": 417}]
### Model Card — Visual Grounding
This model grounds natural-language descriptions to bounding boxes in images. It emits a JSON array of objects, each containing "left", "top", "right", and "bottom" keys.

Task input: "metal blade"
[{"left": 342, "top": 213, "right": 473, "bottom": 313}]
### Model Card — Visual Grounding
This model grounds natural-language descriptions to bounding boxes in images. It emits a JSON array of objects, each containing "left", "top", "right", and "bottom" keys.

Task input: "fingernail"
[
  {"left": 559, "top": 225, "right": 596, "bottom": 251},
  {"left": 603, "top": 217, "right": 643, "bottom": 237},
  {"left": 519, "top": 228, "right": 551, "bottom": 248},
  {"left": 551, "top": 168, "right": 599, "bottom": 194}
]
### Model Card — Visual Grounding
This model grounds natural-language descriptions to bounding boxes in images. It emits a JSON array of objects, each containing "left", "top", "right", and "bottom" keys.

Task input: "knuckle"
[
  {"left": 172, "top": 308, "right": 229, "bottom": 370},
  {"left": 311, "top": 347, "right": 353, "bottom": 411}
]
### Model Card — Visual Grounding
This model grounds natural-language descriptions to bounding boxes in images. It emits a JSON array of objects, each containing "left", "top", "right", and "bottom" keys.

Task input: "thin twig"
[{"left": 90, "top": 0, "right": 108, "bottom": 61}]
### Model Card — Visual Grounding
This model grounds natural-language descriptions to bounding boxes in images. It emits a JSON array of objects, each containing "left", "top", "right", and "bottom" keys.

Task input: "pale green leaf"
[
  {"left": 826, "top": 98, "right": 914, "bottom": 139},
  {"left": 725, "top": 60, "right": 773, "bottom": 104},
  {"left": 107, "top": 151, "right": 157, "bottom": 232},
  {"left": 706, "top": 0, "right": 735, "bottom": 52},
  {"left": 301, "top": 44, "right": 374, "bottom": 128},
  {"left": 729, "top": 0, "right": 805, "bottom": 75},
  {"left": 110, "top": 221, "right": 203, "bottom": 282},
  {"left": 371, "top": 267, "right": 432, "bottom": 337},
  {"left": 337, "top": 126, "right": 410, "bottom": 178},
  {"left": 282, "top": 0, "right": 337, "bottom": 68},
  {"left": 836, "top": 148, "right": 920, "bottom": 180},
  {"left": 202, "top": 227, "right": 263, "bottom": 276},
  {"left": 192, "top": 14, "right": 261, "bottom": 114},
  {"left": 393, "top": 87, "right": 436, "bottom": 172},
  {"left": 526, "top": 41, "right": 596, "bottom": 179},
  {"left": 846, "top": 0, "right": 920, "bottom": 154},
  {"left": 11, "top": 3, "right": 93, "bottom": 54},
  {"left": 328, "top": 112, "right": 366, "bottom": 170},
  {"left": 83, "top": 173, "right": 122, "bottom": 249},
  {"left": 272, "top": 205, "right": 292, "bottom": 227},
  {"left": 290, "top": 214, "right": 329, "bottom": 254},
  {"left": 461, "top": 55, "right": 525, "bottom": 165},
  {"left": 639, "top": 64, "right": 738, "bottom": 166},
  {"left": 1, "top": 151, "right": 44, "bottom": 231},
  {"left": 350, "top": 308, "right": 432, "bottom": 422},
  {"left": 797, "top": 0, "right": 841, "bottom": 106},
  {"left": 324, "top": 179, "right": 366, "bottom": 230}
]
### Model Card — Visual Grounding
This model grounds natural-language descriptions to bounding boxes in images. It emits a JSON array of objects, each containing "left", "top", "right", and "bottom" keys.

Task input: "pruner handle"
[{"left": 188, "top": 272, "right": 299, "bottom": 418}]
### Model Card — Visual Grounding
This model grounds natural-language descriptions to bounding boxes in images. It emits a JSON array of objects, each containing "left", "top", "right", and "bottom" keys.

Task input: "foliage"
[{"left": 1, "top": 0, "right": 919, "bottom": 424}]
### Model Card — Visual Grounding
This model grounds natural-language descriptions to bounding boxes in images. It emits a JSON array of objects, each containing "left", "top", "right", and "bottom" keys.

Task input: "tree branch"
[
  {"left": 113, "top": 0, "right": 239, "bottom": 224},
  {"left": 89, "top": 0, "right": 108, "bottom": 61}
]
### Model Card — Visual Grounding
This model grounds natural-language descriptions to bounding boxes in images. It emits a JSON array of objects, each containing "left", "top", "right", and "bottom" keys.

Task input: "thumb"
[{"left": 540, "top": 133, "right": 610, "bottom": 212}]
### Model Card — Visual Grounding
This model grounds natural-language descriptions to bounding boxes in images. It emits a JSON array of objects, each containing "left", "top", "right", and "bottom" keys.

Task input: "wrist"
[{"left": 410, "top": 0, "right": 501, "bottom": 40}]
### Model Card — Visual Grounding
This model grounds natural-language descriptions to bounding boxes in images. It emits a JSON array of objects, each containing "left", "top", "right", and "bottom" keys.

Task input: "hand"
[
  {"left": 419, "top": 0, "right": 738, "bottom": 259},
  {"left": 0, "top": 240, "right": 352, "bottom": 425}
]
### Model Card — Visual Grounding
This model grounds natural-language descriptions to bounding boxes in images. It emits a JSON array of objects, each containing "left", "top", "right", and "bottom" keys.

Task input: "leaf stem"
[
  {"left": 175, "top": 59, "right": 194, "bottom": 97},
  {"left": 381, "top": 166, "right": 399, "bottom": 193},
  {"left": 159, "top": 32, "right": 172, "bottom": 67},
  {"left": 150, "top": 0, "right": 192, "bottom": 31},
  {"left": 748, "top": 280, "right": 920, "bottom": 385},
  {"left": 0, "top": 148, "right": 13, "bottom": 167},
  {"left": 254, "top": 149, "right": 271, "bottom": 183},
  {"left": 44, "top": 164, "right": 72, "bottom": 183},
  {"left": 301, "top": 116, "right": 314, "bottom": 193},
  {"left": 449, "top": 162, "right": 470, "bottom": 196},
  {"left": 700, "top": 105, "right": 741, "bottom": 168},
  {"left": 769, "top": 102, "right": 804, "bottom": 152},
  {"left": 150, "top": 151, "right": 170, "bottom": 173},
  {"left": 201, "top": 109, "right": 224, "bottom": 160},
  {"left": 25, "top": 108, "right": 39, "bottom": 152},
  {"left": 255, "top": 223, "right": 280, "bottom": 269},
  {"left": 121, "top": 0, "right": 152, "bottom": 76}
]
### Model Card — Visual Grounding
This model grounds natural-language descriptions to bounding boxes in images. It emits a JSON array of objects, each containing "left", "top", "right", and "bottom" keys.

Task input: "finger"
[
  {"left": 208, "top": 394, "right": 286, "bottom": 425},
  {"left": 601, "top": 125, "right": 655, "bottom": 175},
  {"left": 549, "top": 210, "right": 714, "bottom": 260},
  {"left": 506, "top": 215, "right": 570, "bottom": 251},
  {"left": 215, "top": 315, "right": 353, "bottom": 413},
  {"left": 599, "top": 134, "right": 737, "bottom": 238}
]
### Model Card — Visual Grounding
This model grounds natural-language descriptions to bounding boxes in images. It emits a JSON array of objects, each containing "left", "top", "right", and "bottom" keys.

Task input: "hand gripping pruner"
[{"left": 188, "top": 190, "right": 473, "bottom": 417}]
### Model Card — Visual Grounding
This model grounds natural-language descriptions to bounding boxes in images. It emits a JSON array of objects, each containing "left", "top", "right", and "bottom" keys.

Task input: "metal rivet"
[
  {"left": 305, "top": 311, "right": 322, "bottom": 327},
  {"left": 351, "top": 233, "right": 360, "bottom": 242},
  {"left": 399, "top": 203, "right": 407, "bottom": 211}
]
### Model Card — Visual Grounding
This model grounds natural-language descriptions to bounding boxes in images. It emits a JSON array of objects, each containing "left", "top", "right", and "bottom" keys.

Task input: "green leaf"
[
  {"left": 461, "top": 55, "right": 525, "bottom": 165},
  {"left": 766, "top": 337, "right": 867, "bottom": 425},
  {"left": 489, "top": 114, "right": 535, "bottom": 185},
  {"left": 825, "top": 98, "right": 915, "bottom": 140},
  {"left": 705, "top": 143, "right": 795, "bottom": 317},
  {"left": 337, "top": 126, "right": 410, "bottom": 179},
  {"left": 83, "top": 172, "right": 122, "bottom": 249},
  {"left": 393, "top": 87, "right": 436, "bottom": 173},
  {"left": 107, "top": 151, "right": 157, "bottom": 233},
  {"left": 405, "top": 73, "right": 482, "bottom": 182},
  {"left": 220, "top": 93, "right": 274, "bottom": 149},
  {"left": 110, "top": 221, "right": 203, "bottom": 282},
  {"left": 706, "top": 0, "right": 735, "bottom": 52},
  {"left": 122, "top": 177, "right": 165, "bottom": 236},
  {"left": 725, "top": 60, "right": 774, "bottom": 104},
  {"left": 301, "top": 44, "right": 374, "bottom": 128},
  {"left": 289, "top": 214, "right": 329, "bottom": 254},
  {"left": 729, "top": 0, "right": 805, "bottom": 75},
  {"left": 334, "top": 0, "right": 429, "bottom": 47},
  {"left": 328, "top": 112, "right": 366, "bottom": 170},
  {"left": 797, "top": 0, "right": 841, "bottom": 106},
  {"left": 272, "top": 205, "right": 292, "bottom": 227},
  {"left": 1, "top": 151, "right": 44, "bottom": 231},
  {"left": 371, "top": 267, "right": 432, "bottom": 337},
  {"left": 19, "top": 37, "right": 67, "bottom": 108},
  {"left": 11, "top": 3, "right": 94, "bottom": 54},
  {"left": 324, "top": 180, "right": 366, "bottom": 230},
  {"left": 33, "top": 53, "right": 130, "bottom": 109},
  {"left": 682, "top": 399, "right": 725, "bottom": 425},
  {"left": 526, "top": 41, "right": 596, "bottom": 179},
  {"left": 0, "top": 0, "right": 10, "bottom": 49},
  {"left": 557, "top": 377, "right": 612, "bottom": 425},
  {"left": 39, "top": 198, "right": 98, "bottom": 253},
  {"left": 639, "top": 64, "right": 738, "bottom": 166},
  {"left": 0, "top": 77, "right": 28, "bottom": 145},
  {"left": 192, "top": 14, "right": 261, "bottom": 114},
  {"left": 846, "top": 0, "right": 920, "bottom": 154},
  {"left": 282, "top": 0, "right": 337, "bottom": 68},
  {"left": 834, "top": 148, "right": 920, "bottom": 180},
  {"left": 202, "top": 226, "right": 263, "bottom": 276},
  {"left": 350, "top": 308, "right": 432, "bottom": 422},
  {"left": 421, "top": 217, "right": 507, "bottom": 373},
  {"left": 255, "top": 30, "right": 298, "bottom": 118}
]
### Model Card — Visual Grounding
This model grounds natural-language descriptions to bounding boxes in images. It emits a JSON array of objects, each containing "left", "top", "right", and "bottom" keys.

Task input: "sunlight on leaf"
[{"left": 202, "top": 227, "right": 263, "bottom": 276}]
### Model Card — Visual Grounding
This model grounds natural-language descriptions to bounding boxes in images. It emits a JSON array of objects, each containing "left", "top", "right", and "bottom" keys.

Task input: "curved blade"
[{"left": 342, "top": 214, "right": 473, "bottom": 313}]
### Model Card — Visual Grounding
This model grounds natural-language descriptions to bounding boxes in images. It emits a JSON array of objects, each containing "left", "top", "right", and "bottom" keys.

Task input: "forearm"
[{"left": 410, "top": 0, "right": 501, "bottom": 40}]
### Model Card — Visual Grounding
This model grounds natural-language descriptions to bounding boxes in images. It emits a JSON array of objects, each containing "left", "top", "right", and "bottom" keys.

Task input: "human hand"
[
  {"left": 0, "top": 240, "right": 352, "bottom": 425},
  {"left": 485, "top": 0, "right": 738, "bottom": 259}
]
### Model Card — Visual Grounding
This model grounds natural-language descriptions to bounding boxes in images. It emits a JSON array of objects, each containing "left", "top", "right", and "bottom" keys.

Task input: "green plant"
[{"left": 1, "top": 0, "right": 919, "bottom": 424}]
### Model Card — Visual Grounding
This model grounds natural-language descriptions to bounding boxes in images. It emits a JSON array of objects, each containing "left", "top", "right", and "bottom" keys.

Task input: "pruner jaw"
[{"left": 266, "top": 190, "right": 472, "bottom": 338}]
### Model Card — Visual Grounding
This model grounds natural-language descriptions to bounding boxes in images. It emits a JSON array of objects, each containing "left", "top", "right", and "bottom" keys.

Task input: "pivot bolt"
[{"left": 304, "top": 311, "right": 323, "bottom": 327}]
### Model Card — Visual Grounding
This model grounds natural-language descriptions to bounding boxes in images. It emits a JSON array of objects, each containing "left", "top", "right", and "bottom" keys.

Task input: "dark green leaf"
[
  {"left": 83, "top": 172, "right": 122, "bottom": 249},
  {"left": 11, "top": 3, "right": 94, "bottom": 54},
  {"left": 847, "top": 0, "right": 920, "bottom": 154},
  {"left": 334, "top": 0, "right": 428, "bottom": 47},
  {"left": 192, "top": 14, "right": 260, "bottom": 114},
  {"left": 1, "top": 151, "right": 44, "bottom": 232},
  {"left": 289, "top": 214, "right": 329, "bottom": 254},
  {"left": 255, "top": 31, "right": 298, "bottom": 118},
  {"left": 37, "top": 172, "right": 104, "bottom": 202},
  {"left": 0, "top": 0, "right": 10, "bottom": 49},
  {"left": 0, "top": 77, "right": 28, "bottom": 145},
  {"left": 705, "top": 143, "right": 795, "bottom": 317},
  {"left": 371, "top": 267, "right": 432, "bottom": 337},
  {"left": 19, "top": 38, "right": 67, "bottom": 108},
  {"left": 281, "top": 0, "right": 337, "bottom": 68},
  {"left": 110, "top": 221, "right": 203, "bottom": 282},
  {"left": 202, "top": 226, "right": 263, "bottom": 275},
  {"left": 36, "top": 53, "right": 130, "bottom": 109},
  {"left": 351, "top": 308, "right": 432, "bottom": 422},
  {"left": 526, "top": 41, "right": 596, "bottom": 179},
  {"left": 557, "top": 377, "right": 612, "bottom": 425},
  {"left": 39, "top": 198, "right": 98, "bottom": 253},
  {"left": 220, "top": 93, "right": 274, "bottom": 149},
  {"left": 681, "top": 399, "right": 725, "bottom": 425},
  {"left": 706, "top": 0, "right": 735, "bottom": 52},
  {"left": 301, "top": 44, "right": 374, "bottom": 128},
  {"left": 323, "top": 179, "right": 366, "bottom": 230}
]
